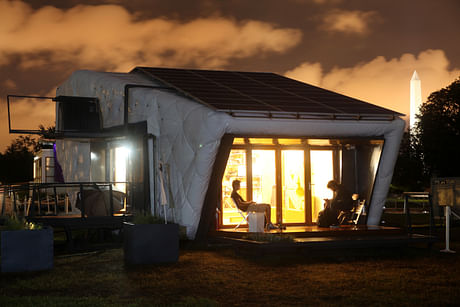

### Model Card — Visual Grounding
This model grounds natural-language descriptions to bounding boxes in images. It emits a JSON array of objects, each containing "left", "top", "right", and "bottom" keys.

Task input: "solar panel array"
[{"left": 132, "top": 67, "right": 402, "bottom": 120}]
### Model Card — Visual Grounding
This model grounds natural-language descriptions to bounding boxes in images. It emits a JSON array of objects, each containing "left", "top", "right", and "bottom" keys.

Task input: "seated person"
[
  {"left": 317, "top": 180, "right": 354, "bottom": 227},
  {"left": 231, "top": 179, "right": 277, "bottom": 230}
]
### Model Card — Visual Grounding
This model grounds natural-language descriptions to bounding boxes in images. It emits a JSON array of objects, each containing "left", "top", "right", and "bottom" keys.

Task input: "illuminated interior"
[
  {"left": 220, "top": 137, "right": 384, "bottom": 228},
  {"left": 252, "top": 150, "right": 276, "bottom": 223},
  {"left": 222, "top": 150, "right": 247, "bottom": 225},
  {"left": 282, "top": 150, "right": 305, "bottom": 223},
  {"left": 310, "top": 150, "right": 334, "bottom": 222}
]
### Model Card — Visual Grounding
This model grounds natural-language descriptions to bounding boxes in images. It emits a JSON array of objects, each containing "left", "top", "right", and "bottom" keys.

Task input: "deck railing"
[{"left": 0, "top": 182, "right": 132, "bottom": 218}]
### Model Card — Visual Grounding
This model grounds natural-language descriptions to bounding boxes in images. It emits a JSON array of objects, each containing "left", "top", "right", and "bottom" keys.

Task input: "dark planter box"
[
  {"left": 123, "top": 222, "right": 179, "bottom": 265},
  {"left": 1, "top": 228, "right": 54, "bottom": 273}
]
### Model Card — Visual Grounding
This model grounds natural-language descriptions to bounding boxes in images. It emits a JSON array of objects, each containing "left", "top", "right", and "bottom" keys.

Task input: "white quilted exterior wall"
[
  {"left": 55, "top": 140, "right": 90, "bottom": 182},
  {"left": 55, "top": 70, "right": 229, "bottom": 238},
  {"left": 55, "top": 70, "right": 404, "bottom": 239}
]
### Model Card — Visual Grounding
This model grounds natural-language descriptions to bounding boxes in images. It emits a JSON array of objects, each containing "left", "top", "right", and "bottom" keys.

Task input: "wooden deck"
[
  {"left": 212, "top": 225, "right": 438, "bottom": 255},
  {"left": 216, "top": 224, "right": 403, "bottom": 237}
]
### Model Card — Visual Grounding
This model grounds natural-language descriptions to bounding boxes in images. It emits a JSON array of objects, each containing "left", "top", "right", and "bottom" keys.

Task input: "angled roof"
[{"left": 132, "top": 67, "right": 403, "bottom": 120}]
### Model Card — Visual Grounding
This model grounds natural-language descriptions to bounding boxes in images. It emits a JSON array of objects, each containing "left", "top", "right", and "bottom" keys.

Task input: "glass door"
[
  {"left": 310, "top": 150, "right": 334, "bottom": 223},
  {"left": 221, "top": 149, "right": 247, "bottom": 226},
  {"left": 113, "top": 146, "right": 130, "bottom": 193},
  {"left": 281, "top": 150, "right": 305, "bottom": 224},
  {"left": 252, "top": 150, "right": 276, "bottom": 223}
]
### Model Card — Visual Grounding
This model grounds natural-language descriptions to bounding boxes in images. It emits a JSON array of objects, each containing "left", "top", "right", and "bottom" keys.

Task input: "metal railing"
[
  {"left": 403, "top": 192, "right": 436, "bottom": 236},
  {"left": 0, "top": 182, "right": 132, "bottom": 218}
]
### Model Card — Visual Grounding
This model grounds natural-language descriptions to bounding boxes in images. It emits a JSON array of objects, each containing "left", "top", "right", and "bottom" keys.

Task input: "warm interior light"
[
  {"left": 233, "top": 138, "right": 246, "bottom": 144},
  {"left": 221, "top": 150, "right": 247, "bottom": 225},
  {"left": 252, "top": 150, "right": 276, "bottom": 223},
  {"left": 310, "top": 150, "right": 334, "bottom": 222},
  {"left": 248, "top": 138, "right": 273, "bottom": 145},
  {"left": 278, "top": 138, "right": 303, "bottom": 145},
  {"left": 221, "top": 139, "right": 337, "bottom": 227},
  {"left": 282, "top": 150, "right": 305, "bottom": 224}
]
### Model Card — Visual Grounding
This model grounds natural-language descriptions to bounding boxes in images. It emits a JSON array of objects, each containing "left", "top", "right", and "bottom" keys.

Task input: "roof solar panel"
[{"left": 132, "top": 67, "right": 403, "bottom": 120}]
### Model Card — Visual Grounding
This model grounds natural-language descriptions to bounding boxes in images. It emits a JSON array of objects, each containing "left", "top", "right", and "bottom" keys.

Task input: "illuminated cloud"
[
  {"left": 0, "top": 92, "right": 56, "bottom": 151},
  {"left": 3, "top": 79, "right": 17, "bottom": 90},
  {"left": 0, "top": 0, "right": 302, "bottom": 71},
  {"left": 8, "top": 99, "right": 55, "bottom": 131},
  {"left": 320, "top": 9, "right": 379, "bottom": 35},
  {"left": 285, "top": 49, "right": 460, "bottom": 118},
  {"left": 311, "top": 0, "right": 342, "bottom": 4}
]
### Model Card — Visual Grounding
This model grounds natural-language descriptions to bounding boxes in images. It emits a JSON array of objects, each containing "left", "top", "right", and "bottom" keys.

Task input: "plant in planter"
[
  {"left": 0, "top": 215, "right": 53, "bottom": 273},
  {"left": 123, "top": 214, "right": 179, "bottom": 265}
]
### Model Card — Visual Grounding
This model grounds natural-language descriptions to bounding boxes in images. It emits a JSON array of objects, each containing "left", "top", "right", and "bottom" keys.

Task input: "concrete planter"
[
  {"left": 123, "top": 222, "right": 179, "bottom": 265},
  {"left": 1, "top": 227, "right": 54, "bottom": 273}
]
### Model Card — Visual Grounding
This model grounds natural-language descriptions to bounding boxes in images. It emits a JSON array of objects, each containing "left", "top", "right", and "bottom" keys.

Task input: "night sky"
[{"left": 1, "top": 0, "right": 459, "bottom": 150}]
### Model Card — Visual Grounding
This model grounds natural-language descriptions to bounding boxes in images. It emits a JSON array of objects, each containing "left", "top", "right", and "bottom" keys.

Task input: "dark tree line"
[
  {"left": 0, "top": 136, "right": 39, "bottom": 184},
  {"left": 392, "top": 76, "right": 460, "bottom": 191},
  {"left": 417, "top": 77, "right": 460, "bottom": 177},
  {"left": 0, "top": 126, "right": 54, "bottom": 184}
]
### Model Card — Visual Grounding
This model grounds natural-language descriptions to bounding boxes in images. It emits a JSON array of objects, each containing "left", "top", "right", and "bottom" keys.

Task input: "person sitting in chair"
[
  {"left": 317, "top": 180, "right": 354, "bottom": 227},
  {"left": 231, "top": 179, "right": 277, "bottom": 230}
]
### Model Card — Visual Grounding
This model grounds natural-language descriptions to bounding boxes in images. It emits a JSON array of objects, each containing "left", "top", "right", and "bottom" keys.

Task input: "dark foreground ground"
[{"left": 1, "top": 226, "right": 460, "bottom": 307}]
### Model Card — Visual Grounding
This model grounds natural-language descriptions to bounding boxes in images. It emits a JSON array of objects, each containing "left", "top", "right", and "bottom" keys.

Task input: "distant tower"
[{"left": 410, "top": 70, "right": 422, "bottom": 130}]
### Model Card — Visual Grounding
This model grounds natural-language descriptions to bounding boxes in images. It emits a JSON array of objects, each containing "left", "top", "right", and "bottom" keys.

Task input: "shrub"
[{"left": 1, "top": 215, "right": 42, "bottom": 231}]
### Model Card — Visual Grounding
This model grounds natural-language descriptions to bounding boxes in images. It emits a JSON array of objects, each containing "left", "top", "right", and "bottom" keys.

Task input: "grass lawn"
[{"left": 1, "top": 230, "right": 460, "bottom": 306}]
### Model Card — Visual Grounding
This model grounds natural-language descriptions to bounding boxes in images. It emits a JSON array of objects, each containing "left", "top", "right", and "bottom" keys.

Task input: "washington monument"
[{"left": 410, "top": 70, "right": 422, "bottom": 130}]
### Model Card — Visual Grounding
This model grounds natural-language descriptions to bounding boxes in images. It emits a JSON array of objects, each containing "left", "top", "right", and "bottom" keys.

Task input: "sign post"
[
  {"left": 440, "top": 205, "right": 455, "bottom": 253},
  {"left": 433, "top": 179, "right": 456, "bottom": 253}
]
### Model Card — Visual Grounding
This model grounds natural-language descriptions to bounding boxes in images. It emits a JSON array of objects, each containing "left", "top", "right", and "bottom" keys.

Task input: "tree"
[
  {"left": 0, "top": 136, "right": 39, "bottom": 184},
  {"left": 391, "top": 130, "right": 428, "bottom": 192},
  {"left": 415, "top": 77, "right": 460, "bottom": 178}
]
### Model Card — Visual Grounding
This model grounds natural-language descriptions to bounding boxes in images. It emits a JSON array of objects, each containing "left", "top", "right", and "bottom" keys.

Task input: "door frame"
[{"left": 221, "top": 137, "right": 341, "bottom": 227}]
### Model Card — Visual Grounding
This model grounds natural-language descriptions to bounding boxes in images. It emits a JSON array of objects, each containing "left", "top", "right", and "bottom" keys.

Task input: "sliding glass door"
[
  {"left": 310, "top": 150, "right": 334, "bottom": 223},
  {"left": 220, "top": 138, "right": 356, "bottom": 227},
  {"left": 252, "top": 150, "right": 276, "bottom": 223},
  {"left": 281, "top": 150, "right": 305, "bottom": 224}
]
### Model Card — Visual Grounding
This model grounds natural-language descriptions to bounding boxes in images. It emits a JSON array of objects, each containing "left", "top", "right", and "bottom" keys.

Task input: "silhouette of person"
[
  {"left": 231, "top": 179, "right": 277, "bottom": 230},
  {"left": 317, "top": 180, "right": 353, "bottom": 227},
  {"left": 327, "top": 180, "right": 354, "bottom": 213}
]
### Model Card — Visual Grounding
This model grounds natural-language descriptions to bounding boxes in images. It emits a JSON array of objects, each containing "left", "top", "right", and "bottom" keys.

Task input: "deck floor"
[
  {"left": 216, "top": 224, "right": 403, "bottom": 237},
  {"left": 212, "top": 224, "right": 437, "bottom": 254}
]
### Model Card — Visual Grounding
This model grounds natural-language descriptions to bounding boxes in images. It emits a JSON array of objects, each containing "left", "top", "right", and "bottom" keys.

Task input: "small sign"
[
  {"left": 436, "top": 186, "right": 454, "bottom": 207},
  {"left": 432, "top": 178, "right": 459, "bottom": 207}
]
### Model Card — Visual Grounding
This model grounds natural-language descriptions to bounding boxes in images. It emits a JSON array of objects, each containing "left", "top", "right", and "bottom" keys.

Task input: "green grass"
[{"left": 2, "top": 235, "right": 460, "bottom": 306}]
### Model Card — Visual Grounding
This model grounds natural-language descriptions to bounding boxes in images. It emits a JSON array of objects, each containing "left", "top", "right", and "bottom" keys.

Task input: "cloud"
[
  {"left": 310, "top": 0, "right": 342, "bottom": 4},
  {"left": 3, "top": 79, "right": 17, "bottom": 90},
  {"left": 0, "top": 94, "right": 55, "bottom": 152},
  {"left": 6, "top": 93, "right": 56, "bottom": 132},
  {"left": 0, "top": 0, "right": 302, "bottom": 71},
  {"left": 285, "top": 49, "right": 460, "bottom": 119},
  {"left": 319, "top": 9, "right": 379, "bottom": 35}
]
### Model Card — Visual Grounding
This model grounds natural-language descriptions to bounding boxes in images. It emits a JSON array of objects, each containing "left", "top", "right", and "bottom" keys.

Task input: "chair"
[
  {"left": 337, "top": 199, "right": 366, "bottom": 225},
  {"left": 231, "top": 197, "right": 249, "bottom": 230},
  {"left": 351, "top": 199, "right": 366, "bottom": 225}
]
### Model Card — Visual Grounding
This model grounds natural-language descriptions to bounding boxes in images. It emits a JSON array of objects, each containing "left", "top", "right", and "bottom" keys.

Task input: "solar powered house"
[{"left": 54, "top": 67, "right": 405, "bottom": 240}]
